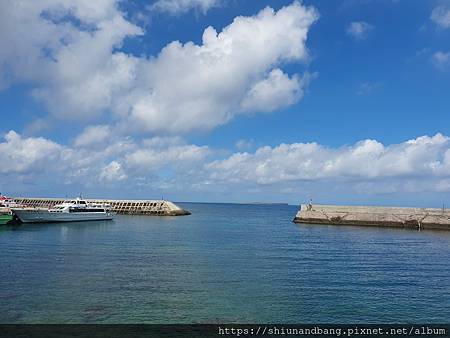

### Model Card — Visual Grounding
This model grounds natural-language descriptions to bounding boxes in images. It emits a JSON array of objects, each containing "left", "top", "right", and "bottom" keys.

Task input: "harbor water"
[{"left": 1, "top": 203, "right": 450, "bottom": 323}]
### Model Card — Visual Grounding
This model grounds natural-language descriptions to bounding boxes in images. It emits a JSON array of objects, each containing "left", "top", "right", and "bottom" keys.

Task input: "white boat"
[
  {"left": 11, "top": 198, "right": 114, "bottom": 223},
  {"left": 0, "top": 194, "right": 22, "bottom": 208}
]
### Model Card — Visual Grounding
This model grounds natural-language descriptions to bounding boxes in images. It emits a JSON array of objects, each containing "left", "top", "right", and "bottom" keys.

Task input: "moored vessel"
[
  {"left": 0, "top": 194, "right": 22, "bottom": 208},
  {"left": 0, "top": 213, "right": 12, "bottom": 225},
  {"left": 0, "top": 194, "right": 20, "bottom": 225},
  {"left": 11, "top": 198, "right": 114, "bottom": 223}
]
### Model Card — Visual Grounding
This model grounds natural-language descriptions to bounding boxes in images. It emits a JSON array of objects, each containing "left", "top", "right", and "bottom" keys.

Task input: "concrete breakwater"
[
  {"left": 293, "top": 204, "right": 450, "bottom": 230},
  {"left": 13, "top": 198, "right": 190, "bottom": 216}
]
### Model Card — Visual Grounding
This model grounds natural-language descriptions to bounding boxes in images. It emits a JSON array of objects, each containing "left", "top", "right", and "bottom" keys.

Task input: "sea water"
[{"left": 0, "top": 203, "right": 449, "bottom": 323}]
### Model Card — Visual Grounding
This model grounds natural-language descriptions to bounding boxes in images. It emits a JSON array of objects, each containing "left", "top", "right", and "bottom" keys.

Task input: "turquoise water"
[{"left": 1, "top": 203, "right": 450, "bottom": 323}]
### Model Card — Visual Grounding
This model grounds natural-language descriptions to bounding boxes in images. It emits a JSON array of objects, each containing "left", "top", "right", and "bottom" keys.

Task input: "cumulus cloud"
[
  {"left": 99, "top": 161, "right": 127, "bottom": 181},
  {"left": 346, "top": 21, "right": 374, "bottom": 40},
  {"left": 0, "top": 131, "right": 63, "bottom": 174},
  {"left": 74, "top": 125, "right": 112, "bottom": 147},
  {"left": 206, "top": 134, "right": 450, "bottom": 186},
  {"left": 125, "top": 141, "right": 210, "bottom": 172},
  {"left": 431, "top": 5, "right": 450, "bottom": 28},
  {"left": 122, "top": 1, "right": 318, "bottom": 133},
  {"left": 0, "top": 130, "right": 209, "bottom": 188},
  {"left": 0, "top": 1, "right": 318, "bottom": 134},
  {"left": 150, "top": 0, "right": 222, "bottom": 15},
  {"left": 432, "top": 51, "right": 450, "bottom": 69},
  {"left": 240, "top": 69, "right": 315, "bottom": 113},
  {"left": 0, "top": 0, "right": 143, "bottom": 119},
  {"left": 2, "top": 131, "right": 450, "bottom": 198},
  {"left": 0, "top": 130, "right": 117, "bottom": 187}
]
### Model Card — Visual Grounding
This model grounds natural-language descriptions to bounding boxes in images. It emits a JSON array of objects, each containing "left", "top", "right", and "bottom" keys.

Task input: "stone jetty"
[
  {"left": 293, "top": 204, "right": 450, "bottom": 230},
  {"left": 13, "top": 198, "right": 190, "bottom": 216}
]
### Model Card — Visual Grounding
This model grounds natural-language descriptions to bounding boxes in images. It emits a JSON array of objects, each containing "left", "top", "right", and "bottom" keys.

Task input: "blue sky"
[{"left": 1, "top": 0, "right": 450, "bottom": 206}]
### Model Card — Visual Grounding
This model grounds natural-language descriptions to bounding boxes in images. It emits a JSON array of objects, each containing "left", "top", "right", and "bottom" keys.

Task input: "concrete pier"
[
  {"left": 293, "top": 204, "right": 450, "bottom": 230},
  {"left": 13, "top": 198, "right": 190, "bottom": 216}
]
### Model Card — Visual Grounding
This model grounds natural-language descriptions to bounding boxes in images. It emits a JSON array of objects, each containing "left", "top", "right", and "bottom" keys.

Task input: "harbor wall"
[
  {"left": 293, "top": 204, "right": 450, "bottom": 230},
  {"left": 13, "top": 198, "right": 190, "bottom": 216}
]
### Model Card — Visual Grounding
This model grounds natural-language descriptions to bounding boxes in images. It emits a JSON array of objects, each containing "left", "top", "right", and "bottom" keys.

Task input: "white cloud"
[
  {"left": 0, "top": 130, "right": 209, "bottom": 188},
  {"left": 2, "top": 131, "right": 450, "bottom": 198},
  {"left": 74, "top": 125, "right": 111, "bottom": 147},
  {"left": 206, "top": 134, "right": 450, "bottom": 185},
  {"left": 0, "top": 0, "right": 142, "bottom": 118},
  {"left": 122, "top": 2, "right": 318, "bottom": 133},
  {"left": 0, "top": 131, "right": 63, "bottom": 174},
  {"left": 346, "top": 21, "right": 374, "bottom": 40},
  {"left": 431, "top": 5, "right": 450, "bottom": 28},
  {"left": 33, "top": 53, "right": 141, "bottom": 121},
  {"left": 432, "top": 51, "right": 450, "bottom": 69},
  {"left": 125, "top": 142, "right": 210, "bottom": 171},
  {"left": 240, "top": 69, "right": 311, "bottom": 113},
  {"left": 0, "top": 1, "right": 318, "bottom": 134},
  {"left": 151, "top": 0, "right": 222, "bottom": 15},
  {"left": 99, "top": 161, "right": 127, "bottom": 181},
  {"left": 0, "top": 130, "right": 114, "bottom": 186}
]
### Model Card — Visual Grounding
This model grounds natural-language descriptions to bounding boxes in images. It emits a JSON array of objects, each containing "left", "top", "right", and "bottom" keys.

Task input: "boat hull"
[
  {"left": 0, "top": 214, "right": 12, "bottom": 225},
  {"left": 11, "top": 208, "right": 114, "bottom": 223}
]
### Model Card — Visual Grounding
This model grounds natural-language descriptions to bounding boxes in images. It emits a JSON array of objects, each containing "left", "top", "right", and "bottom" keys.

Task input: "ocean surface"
[{"left": 1, "top": 202, "right": 450, "bottom": 324}]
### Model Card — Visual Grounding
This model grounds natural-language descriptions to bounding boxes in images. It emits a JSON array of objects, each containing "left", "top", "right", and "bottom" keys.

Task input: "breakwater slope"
[
  {"left": 13, "top": 198, "right": 190, "bottom": 216},
  {"left": 293, "top": 204, "right": 450, "bottom": 230}
]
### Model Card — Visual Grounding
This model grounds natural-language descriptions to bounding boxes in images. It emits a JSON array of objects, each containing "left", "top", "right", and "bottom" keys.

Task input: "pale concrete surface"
[
  {"left": 13, "top": 198, "right": 191, "bottom": 216},
  {"left": 294, "top": 204, "right": 450, "bottom": 230}
]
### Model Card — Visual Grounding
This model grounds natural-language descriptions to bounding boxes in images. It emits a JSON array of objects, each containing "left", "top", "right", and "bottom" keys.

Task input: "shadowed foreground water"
[{"left": 1, "top": 203, "right": 450, "bottom": 323}]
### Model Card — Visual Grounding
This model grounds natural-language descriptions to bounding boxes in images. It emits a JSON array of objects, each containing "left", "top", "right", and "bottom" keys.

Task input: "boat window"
[{"left": 69, "top": 208, "right": 105, "bottom": 213}]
